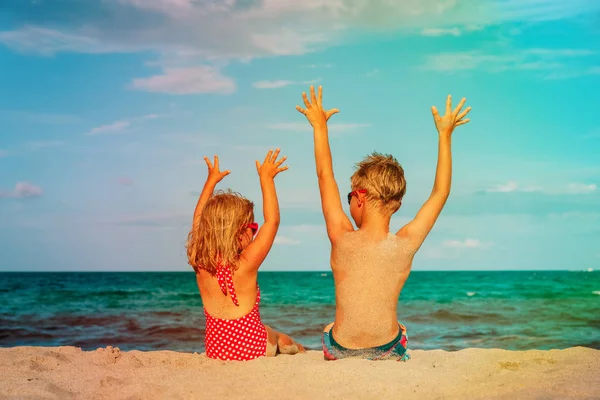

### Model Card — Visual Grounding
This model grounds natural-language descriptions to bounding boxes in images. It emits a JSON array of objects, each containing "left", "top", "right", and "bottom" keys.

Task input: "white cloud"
[
  {"left": 526, "top": 48, "right": 595, "bottom": 57},
  {"left": 421, "top": 246, "right": 459, "bottom": 260},
  {"left": 423, "top": 237, "right": 492, "bottom": 259},
  {"left": 565, "top": 183, "right": 597, "bottom": 195},
  {"left": 274, "top": 236, "right": 301, "bottom": 245},
  {"left": 0, "top": 26, "right": 131, "bottom": 56},
  {"left": 421, "top": 24, "right": 484, "bottom": 36},
  {"left": 117, "top": 0, "right": 197, "bottom": 15},
  {"left": 86, "top": 121, "right": 131, "bottom": 136},
  {"left": 0, "top": 182, "right": 43, "bottom": 199},
  {"left": 484, "top": 181, "right": 597, "bottom": 195},
  {"left": 421, "top": 27, "right": 461, "bottom": 36},
  {"left": 4, "top": 1, "right": 594, "bottom": 64},
  {"left": 85, "top": 113, "right": 166, "bottom": 136},
  {"left": 253, "top": 80, "right": 295, "bottom": 89},
  {"left": 132, "top": 66, "right": 235, "bottom": 94},
  {"left": 543, "top": 68, "right": 600, "bottom": 80},
  {"left": 301, "top": 64, "right": 333, "bottom": 69},
  {"left": 252, "top": 78, "right": 321, "bottom": 89},
  {"left": 2, "top": 0, "right": 597, "bottom": 96},
  {"left": 422, "top": 48, "right": 596, "bottom": 79},
  {"left": 423, "top": 52, "right": 512, "bottom": 72},
  {"left": 486, "top": 181, "right": 519, "bottom": 193},
  {"left": 443, "top": 238, "right": 483, "bottom": 248},
  {"left": 465, "top": 24, "right": 485, "bottom": 32}
]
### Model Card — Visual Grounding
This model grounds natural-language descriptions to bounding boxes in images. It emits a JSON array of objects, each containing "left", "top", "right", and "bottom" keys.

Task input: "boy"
[{"left": 296, "top": 85, "right": 471, "bottom": 360}]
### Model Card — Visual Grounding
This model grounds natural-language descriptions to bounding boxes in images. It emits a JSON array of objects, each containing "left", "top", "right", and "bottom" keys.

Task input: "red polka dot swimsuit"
[{"left": 204, "top": 266, "right": 268, "bottom": 361}]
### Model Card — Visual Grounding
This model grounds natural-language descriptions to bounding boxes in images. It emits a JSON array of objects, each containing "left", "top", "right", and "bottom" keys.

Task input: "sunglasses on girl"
[
  {"left": 245, "top": 222, "right": 259, "bottom": 235},
  {"left": 347, "top": 189, "right": 367, "bottom": 205}
]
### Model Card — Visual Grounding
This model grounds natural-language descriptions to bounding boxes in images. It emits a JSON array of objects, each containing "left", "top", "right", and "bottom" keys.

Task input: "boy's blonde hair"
[
  {"left": 186, "top": 190, "right": 254, "bottom": 275},
  {"left": 350, "top": 152, "right": 406, "bottom": 215}
]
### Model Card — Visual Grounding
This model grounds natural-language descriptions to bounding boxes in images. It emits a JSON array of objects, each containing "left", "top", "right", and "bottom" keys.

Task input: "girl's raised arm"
[{"left": 240, "top": 148, "right": 288, "bottom": 272}]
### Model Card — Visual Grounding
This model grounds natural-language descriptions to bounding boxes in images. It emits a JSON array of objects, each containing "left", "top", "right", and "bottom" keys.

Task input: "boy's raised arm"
[
  {"left": 192, "top": 155, "right": 230, "bottom": 230},
  {"left": 296, "top": 85, "right": 354, "bottom": 242},
  {"left": 241, "top": 149, "right": 288, "bottom": 272},
  {"left": 397, "top": 95, "right": 471, "bottom": 250}
]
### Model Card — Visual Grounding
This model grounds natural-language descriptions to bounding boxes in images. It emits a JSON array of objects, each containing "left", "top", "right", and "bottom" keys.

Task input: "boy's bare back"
[
  {"left": 296, "top": 85, "right": 471, "bottom": 357},
  {"left": 330, "top": 231, "right": 415, "bottom": 348}
]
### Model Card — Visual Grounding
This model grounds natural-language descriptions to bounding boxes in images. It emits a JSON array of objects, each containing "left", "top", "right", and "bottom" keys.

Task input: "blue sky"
[{"left": 1, "top": 0, "right": 599, "bottom": 271}]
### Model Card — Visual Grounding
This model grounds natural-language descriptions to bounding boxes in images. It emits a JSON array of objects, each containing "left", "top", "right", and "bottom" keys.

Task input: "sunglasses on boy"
[{"left": 347, "top": 189, "right": 367, "bottom": 205}]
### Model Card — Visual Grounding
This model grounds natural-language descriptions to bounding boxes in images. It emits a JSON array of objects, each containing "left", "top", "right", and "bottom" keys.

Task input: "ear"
[{"left": 357, "top": 192, "right": 366, "bottom": 207}]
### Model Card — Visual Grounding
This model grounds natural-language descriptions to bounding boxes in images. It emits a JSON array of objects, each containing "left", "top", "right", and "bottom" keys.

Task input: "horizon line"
[{"left": 0, "top": 269, "right": 593, "bottom": 273}]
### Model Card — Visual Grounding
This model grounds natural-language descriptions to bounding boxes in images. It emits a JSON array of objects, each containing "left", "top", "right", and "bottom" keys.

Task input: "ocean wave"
[
  {"left": 407, "top": 309, "right": 509, "bottom": 324},
  {"left": 2, "top": 271, "right": 599, "bottom": 352}
]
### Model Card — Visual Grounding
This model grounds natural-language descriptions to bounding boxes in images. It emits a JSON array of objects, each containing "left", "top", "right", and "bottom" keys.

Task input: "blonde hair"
[
  {"left": 186, "top": 190, "right": 254, "bottom": 275},
  {"left": 350, "top": 152, "right": 406, "bottom": 215}
]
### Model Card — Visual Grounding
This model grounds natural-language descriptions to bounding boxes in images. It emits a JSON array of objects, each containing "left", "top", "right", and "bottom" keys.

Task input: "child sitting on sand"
[
  {"left": 296, "top": 85, "right": 471, "bottom": 361},
  {"left": 186, "top": 149, "right": 304, "bottom": 361}
]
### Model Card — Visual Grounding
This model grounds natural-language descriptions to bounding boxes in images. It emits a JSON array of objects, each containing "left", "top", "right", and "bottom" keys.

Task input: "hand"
[
  {"left": 296, "top": 85, "right": 340, "bottom": 129},
  {"left": 432, "top": 95, "right": 471, "bottom": 137},
  {"left": 256, "top": 148, "right": 288, "bottom": 179},
  {"left": 203, "top": 155, "right": 230, "bottom": 184}
]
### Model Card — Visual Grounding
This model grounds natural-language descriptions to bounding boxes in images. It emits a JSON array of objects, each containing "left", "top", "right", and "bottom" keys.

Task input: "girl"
[{"left": 186, "top": 148, "right": 304, "bottom": 361}]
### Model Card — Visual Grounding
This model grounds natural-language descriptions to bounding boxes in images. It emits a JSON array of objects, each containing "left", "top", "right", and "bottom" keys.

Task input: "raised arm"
[
  {"left": 192, "top": 155, "right": 230, "bottom": 230},
  {"left": 240, "top": 149, "right": 288, "bottom": 272},
  {"left": 296, "top": 85, "right": 354, "bottom": 242},
  {"left": 397, "top": 95, "right": 471, "bottom": 250}
]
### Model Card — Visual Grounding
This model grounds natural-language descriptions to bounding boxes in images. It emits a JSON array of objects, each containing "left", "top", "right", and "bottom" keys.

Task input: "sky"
[{"left": 1, "top": 0, "right": 599, "bottom": 272}]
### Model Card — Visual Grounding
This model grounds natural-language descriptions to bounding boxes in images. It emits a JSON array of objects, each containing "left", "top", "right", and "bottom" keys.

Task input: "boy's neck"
[{"left": 358, "top": 207, "right": 391, "bottom": 239}]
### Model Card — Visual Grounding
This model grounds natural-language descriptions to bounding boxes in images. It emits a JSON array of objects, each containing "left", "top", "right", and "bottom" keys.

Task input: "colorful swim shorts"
[{"left": 322, "top": 322, "right": 410, "bottom": 361}]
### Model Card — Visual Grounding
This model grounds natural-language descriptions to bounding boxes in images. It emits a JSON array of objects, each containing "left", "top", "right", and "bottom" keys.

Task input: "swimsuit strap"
[{"left": 216, "top": 266, "right": 239, "bottom": 306}]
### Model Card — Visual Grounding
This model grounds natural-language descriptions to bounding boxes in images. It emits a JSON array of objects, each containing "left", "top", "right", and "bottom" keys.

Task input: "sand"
[{"left": 0, "top": 346, "right": 598, "bottom": 399}]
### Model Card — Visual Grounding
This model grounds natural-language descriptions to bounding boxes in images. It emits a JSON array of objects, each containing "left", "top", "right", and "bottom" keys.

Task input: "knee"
[
  {"left": 265, "top": 325, "right": 278, "bottom": 345},
  {"left": 264, "top": 325, "right": 278, "bottom": 357}
]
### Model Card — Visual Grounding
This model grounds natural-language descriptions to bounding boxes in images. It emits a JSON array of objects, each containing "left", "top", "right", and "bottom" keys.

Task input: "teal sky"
[{"left": 1, "top": 1, "right": 599, "bottom": 271}]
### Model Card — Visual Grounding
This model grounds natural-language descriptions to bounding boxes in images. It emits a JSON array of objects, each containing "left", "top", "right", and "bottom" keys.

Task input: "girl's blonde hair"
[{"left": 186, "top": 190, "right": 254, "bottom": 275}]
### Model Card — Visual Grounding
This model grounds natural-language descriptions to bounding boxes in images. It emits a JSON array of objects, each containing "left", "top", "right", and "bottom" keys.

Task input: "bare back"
[
  {"left": 196, "top": 268, "right": 258, "bottom": 320},
  {"left": 330, "top": 230, "right": 415, "bottom": 349}
]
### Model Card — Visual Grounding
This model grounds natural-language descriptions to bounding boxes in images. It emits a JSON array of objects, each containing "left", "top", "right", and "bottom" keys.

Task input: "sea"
[{"left": 1, "top": 271, "right": 599, "bottom": 352}]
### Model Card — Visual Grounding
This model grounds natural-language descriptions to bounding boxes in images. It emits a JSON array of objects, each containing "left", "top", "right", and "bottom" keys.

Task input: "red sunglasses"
[
  {"left": 347, "top": 189, "right": 367, "bottom": 205},
  {"left": 245, "top": 222, "right": 259, "bottom": 235}
]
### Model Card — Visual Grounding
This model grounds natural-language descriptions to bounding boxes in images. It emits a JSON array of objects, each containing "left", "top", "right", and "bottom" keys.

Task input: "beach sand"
[{"left": 0, "top": 346, "right": 598, "bottom": 399}]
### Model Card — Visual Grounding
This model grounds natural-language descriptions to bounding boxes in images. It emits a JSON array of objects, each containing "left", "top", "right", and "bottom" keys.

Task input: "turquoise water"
[{"left": 1, "top": 271, "right": 599, "bottom": 352}]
